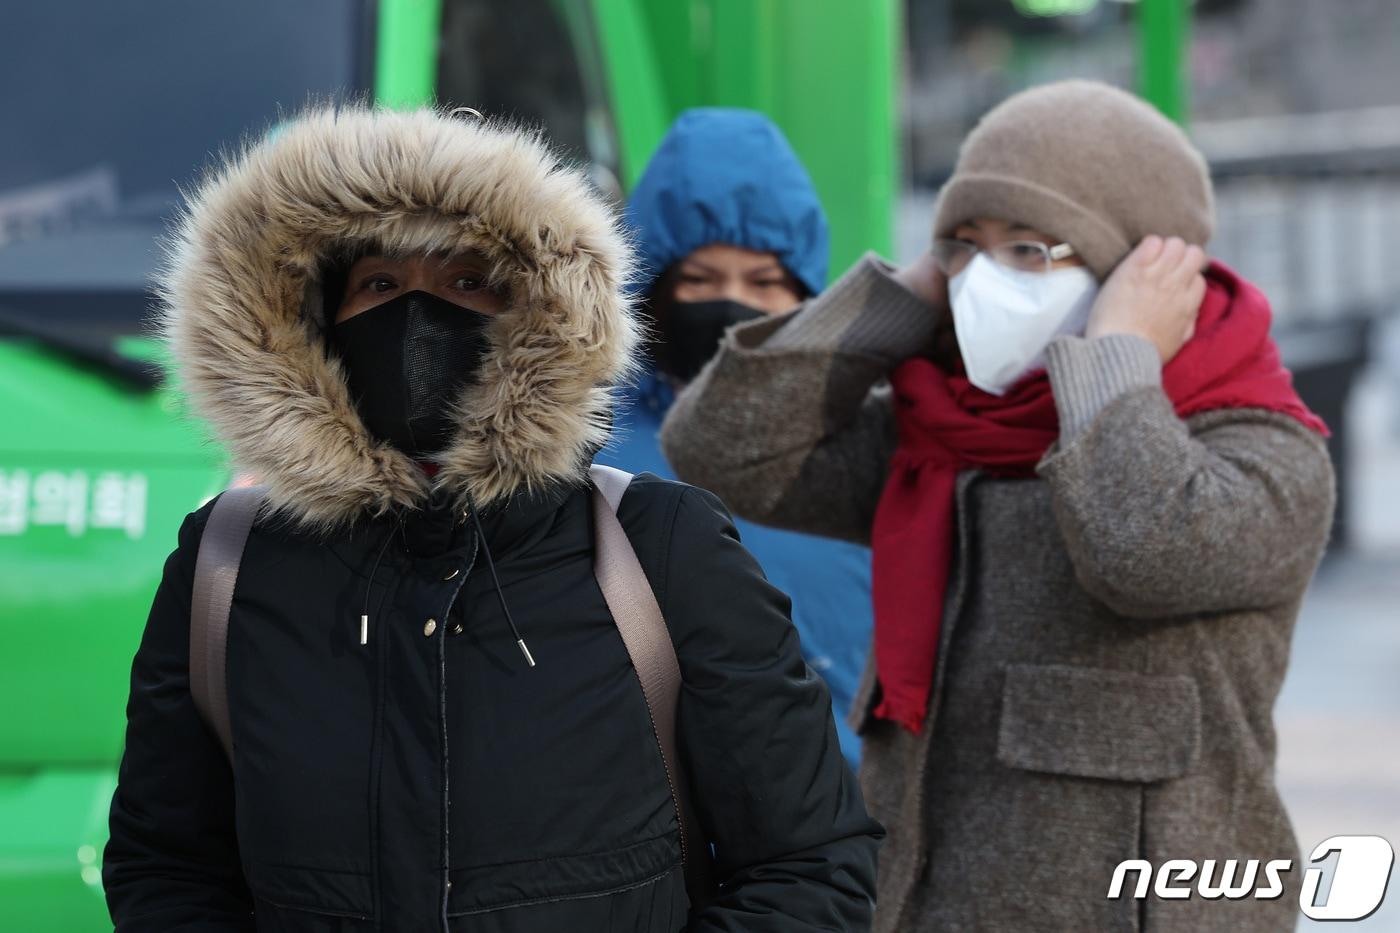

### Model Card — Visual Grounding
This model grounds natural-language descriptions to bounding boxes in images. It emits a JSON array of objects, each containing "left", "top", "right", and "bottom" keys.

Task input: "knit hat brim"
[{"left": 934, "top": 172, "right": 1134, "bottom": 281}]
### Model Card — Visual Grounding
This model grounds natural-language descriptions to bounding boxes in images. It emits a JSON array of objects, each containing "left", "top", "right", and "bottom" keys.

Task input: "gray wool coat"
[{"left": 659, "top": 256, "right": 1336, "bottom": 933}]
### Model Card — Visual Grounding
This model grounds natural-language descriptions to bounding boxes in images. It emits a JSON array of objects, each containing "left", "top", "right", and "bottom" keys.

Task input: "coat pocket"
[
  {"left": 243, "top": 859, "right": 374, "bottom": 924},
  {"left": 996, "top": 663, "right": 1200, "bottom": 782}
]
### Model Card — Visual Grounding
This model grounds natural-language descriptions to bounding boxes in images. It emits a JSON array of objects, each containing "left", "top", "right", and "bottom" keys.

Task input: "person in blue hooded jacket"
[{"left": 597, "top": 107, "right": 871, "bottom": 765}]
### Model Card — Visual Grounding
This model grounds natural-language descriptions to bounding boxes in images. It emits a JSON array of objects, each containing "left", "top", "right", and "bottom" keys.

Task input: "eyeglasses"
[{"left": 932, "top": 238, "right": 1077, "bottom": 277}]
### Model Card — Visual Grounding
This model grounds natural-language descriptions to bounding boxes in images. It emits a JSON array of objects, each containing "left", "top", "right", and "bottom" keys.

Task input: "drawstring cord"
[
  {"left": 467, "top": 499, "right": 536, "bottom": 668},
  {"left": 354, "top": 502, "right": 534, "bottom": 670},
  {"left": 359, "top": 516, "right": 401, "bottom": 646}
]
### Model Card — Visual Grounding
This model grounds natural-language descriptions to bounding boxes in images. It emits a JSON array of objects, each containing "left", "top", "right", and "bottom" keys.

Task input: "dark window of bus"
[
  {"left": 437, "top": 0, "right": 621, "bottom": 198},
  {"left": 0, "top": 0, "right": 372, "bottom": 341}
]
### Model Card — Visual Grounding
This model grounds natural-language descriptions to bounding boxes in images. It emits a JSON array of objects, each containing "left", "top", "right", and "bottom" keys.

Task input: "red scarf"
[{"left": 869, "top": 261, "right": 1328, "bottom": 733}]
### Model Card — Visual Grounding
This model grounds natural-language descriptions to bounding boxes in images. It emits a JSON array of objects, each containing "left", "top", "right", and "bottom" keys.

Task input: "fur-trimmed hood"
[{"left": 161, "top": 105, "right": 639, "bottom": 531}]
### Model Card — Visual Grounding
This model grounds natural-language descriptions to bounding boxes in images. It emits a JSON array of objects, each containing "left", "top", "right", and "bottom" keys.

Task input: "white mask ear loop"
[{"left": 359, "top": 516, "right": 402, "bottom": 646}]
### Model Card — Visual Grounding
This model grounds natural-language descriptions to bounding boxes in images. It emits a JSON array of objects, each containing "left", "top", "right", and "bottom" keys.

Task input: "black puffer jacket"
[{"left": 103, "top": 106, "right": 881, "bottom": 932}]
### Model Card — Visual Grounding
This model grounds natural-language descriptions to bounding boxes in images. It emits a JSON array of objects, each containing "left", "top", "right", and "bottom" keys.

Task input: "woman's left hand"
[{"left": 1086, "top": 235, "right": 1208, "bottom": 364}]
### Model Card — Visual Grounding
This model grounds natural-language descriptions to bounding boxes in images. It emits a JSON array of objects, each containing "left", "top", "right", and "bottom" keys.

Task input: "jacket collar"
[{"left": 399, "top": 478, "right": 576, "bottom": 561}]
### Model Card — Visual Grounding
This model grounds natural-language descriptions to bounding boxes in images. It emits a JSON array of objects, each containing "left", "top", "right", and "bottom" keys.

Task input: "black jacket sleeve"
[
  {"left": 661, "top": 486, "right": 883, "bottom": 931},
  {"left": 103, "top": 507, "right": 255, "bottom": 932}
]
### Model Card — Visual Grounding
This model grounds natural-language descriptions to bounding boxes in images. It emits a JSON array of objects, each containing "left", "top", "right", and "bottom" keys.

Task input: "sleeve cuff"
[
  {"left": 1046, "top": 334, "right": 1162, "bottom": 440},
  {"left": 757, "top": 253, "right": 939, "bottom": 364}
]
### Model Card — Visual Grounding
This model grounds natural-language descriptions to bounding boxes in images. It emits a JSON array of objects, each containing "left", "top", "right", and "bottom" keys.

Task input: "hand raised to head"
[{"left": 1086, "top": 236, "right": 1208, "bottom": 364}]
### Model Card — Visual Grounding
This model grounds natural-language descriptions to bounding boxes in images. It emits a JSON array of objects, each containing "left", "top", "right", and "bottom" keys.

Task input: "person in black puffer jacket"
[{"left": 103, "top": 105, "right": 881, "bottom": 933}]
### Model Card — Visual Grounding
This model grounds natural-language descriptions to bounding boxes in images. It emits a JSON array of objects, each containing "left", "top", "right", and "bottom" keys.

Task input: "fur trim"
[{"left": 160, "top": 105, "right": 639, "bottom": 532}]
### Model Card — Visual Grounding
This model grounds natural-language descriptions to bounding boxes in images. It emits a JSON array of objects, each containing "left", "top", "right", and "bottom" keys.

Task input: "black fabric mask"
[
  {"left": 660, "top": 299, "right": 766, "bottom": 382},
  {"left": 331, "top": 290, "right": 492, "bottom": 459}
]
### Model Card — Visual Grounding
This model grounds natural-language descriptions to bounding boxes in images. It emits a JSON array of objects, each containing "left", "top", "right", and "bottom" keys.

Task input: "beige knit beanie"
[{"left": 933, "top": 80, "right": 1214, "bottom": 280}]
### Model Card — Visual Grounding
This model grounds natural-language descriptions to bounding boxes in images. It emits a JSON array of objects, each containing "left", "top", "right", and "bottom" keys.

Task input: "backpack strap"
[
  {"left": 587, "top": 465, "right": 714, "bottom": 905},
  {"left": 189, "top": 484, "right": 266, "bottom": 763}
]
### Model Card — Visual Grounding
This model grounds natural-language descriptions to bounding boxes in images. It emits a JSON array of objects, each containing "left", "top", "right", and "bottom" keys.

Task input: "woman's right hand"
[
  {"left": 892, "top": 250, "right": 959, "bottom": 368},
  {"left": 891, "top": 250, "right": 947, "bottom": 309}
]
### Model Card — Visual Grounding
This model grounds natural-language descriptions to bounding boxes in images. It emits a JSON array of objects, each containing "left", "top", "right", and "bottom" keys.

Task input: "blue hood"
[{"left": 626, "top": 108, "right": 829, "bottom": 299}]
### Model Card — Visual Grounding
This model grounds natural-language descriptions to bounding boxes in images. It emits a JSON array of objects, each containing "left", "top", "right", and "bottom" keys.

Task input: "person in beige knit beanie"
[
  {"left": 933, "top": 78, "right": 1214, "bottom": 279},
  {"left": 895, "top": 79, "right": 1216, "bottom": 382},
  {"left": 661, "top": 79, "right": 1334, "bottom": 932}
]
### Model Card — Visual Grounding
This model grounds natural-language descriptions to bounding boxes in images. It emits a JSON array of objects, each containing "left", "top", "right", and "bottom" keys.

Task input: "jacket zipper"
[{"left": 437, "top": 530, "right": 478, "bottom": 931}]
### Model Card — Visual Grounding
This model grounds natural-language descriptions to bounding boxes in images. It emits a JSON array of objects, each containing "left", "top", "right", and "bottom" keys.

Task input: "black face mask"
[
  {"left": 660, "top": 299, "right": 766, "bottom": 382},
  {"left": 331, "top": 290, "right": 493, "bottom": 459}
]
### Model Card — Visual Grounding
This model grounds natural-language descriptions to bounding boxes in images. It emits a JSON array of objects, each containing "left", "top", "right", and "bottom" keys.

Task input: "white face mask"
[{"left": 948, "top": 253, "right": 1099, "bottom": 396}]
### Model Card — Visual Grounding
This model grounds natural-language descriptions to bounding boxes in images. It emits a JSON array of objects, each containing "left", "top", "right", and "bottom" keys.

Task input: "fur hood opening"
[{"left": 161, "top": 105, "right": 640, "bottom": 532}]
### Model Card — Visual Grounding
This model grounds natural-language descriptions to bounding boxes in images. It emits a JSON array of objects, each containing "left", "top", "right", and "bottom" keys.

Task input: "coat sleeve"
[
  {"left": 103, "top": 507, "right": 255, "bottom": 932},
  {"left": 660, "top": 255, "right": 937, "bottom": 544},
  {"left": 662, "top": 486, "right": 883, "bottom": 931},
  {"left": 1037, "top": 335, "right": 1336, "bottom": 619}
]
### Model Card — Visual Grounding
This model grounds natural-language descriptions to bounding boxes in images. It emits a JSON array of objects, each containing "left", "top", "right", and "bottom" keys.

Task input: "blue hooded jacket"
[{"left": 599, "top": 108, "right": 871, "bottom": 766}]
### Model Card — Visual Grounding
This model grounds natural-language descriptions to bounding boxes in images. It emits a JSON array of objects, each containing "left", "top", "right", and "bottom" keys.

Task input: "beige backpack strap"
[
  {"left": 587, "top": 465, "right": 714, "bottom": 905},
  {"left": 189, "top": 485, "right": 266, "bottom": 763}
]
